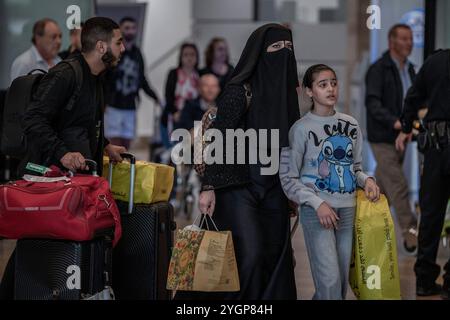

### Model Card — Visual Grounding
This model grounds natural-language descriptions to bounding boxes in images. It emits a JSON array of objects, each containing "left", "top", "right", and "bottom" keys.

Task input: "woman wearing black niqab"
[{"left": 179, "top": 24, "right": 300, "bottom": 300}]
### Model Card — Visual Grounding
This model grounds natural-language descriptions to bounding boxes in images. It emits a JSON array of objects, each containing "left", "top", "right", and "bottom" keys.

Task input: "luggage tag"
[{"left": 25, "top": 162, "right": 51, "bottom": 175}]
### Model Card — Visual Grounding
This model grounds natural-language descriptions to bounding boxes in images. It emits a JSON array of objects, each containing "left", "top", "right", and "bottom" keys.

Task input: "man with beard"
[
  {"left": 104, "top": 16, "right": 160, "bottom": 150},
  {"left": 21, "top": 17, "right": 127, "bottom": 174},
  {"left": 0, "top": 17, "right": 126, "bottom": 299}
]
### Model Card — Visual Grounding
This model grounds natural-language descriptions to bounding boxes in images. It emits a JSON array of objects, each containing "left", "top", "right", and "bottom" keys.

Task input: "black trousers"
[
  {"left": 176, "top": 170, "right": 297, "bottom": 300},
  {"left": 414, "top": 147, "right": 450, "bottom": 287}
]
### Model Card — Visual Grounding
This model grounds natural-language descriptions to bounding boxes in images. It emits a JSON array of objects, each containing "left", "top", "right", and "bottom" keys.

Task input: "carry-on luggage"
[
  {"left": 8, "top": 160, "right": 118, "bottom": 300},
  {"left": 14, "top": 235, "right": 114, "bottom": 300},
  {"left": 0, "top": 160, "right": 122, "bottom": 246},
  {"left": 108, "top": 153, "right": 176, "bottom": 300}
]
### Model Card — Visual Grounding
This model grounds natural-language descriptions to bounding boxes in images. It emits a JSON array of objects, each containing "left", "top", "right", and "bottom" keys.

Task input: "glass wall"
[
  {"left": 0, "top": 0, "right": 95, "bottom": 89},
  {"left": 435, "top": 0, "right": 450, "bottom": 49}
]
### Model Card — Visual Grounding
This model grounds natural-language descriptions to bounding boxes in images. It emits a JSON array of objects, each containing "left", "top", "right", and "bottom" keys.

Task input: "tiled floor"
[
  {"left": 1, "top": 226, "right": 448, "bottom": 300},
  {"left": 174, "top": 213, "right": 449, "bottom": 300}
]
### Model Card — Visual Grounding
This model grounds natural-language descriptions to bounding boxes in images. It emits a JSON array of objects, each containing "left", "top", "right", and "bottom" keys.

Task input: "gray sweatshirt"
[{"left": 280, "top": 111, "right": 370, "bottom": 210}]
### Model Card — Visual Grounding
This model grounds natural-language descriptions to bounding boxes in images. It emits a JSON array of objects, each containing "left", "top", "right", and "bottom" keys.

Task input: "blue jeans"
[{"left": 300, "top": 205, "right": 355, "bottom": 300}]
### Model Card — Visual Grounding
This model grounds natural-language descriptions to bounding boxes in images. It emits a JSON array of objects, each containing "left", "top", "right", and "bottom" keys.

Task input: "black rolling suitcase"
[
  {"left": 109, "top": 153, "right": 176, "bottom": 300},
  {"left": 14, "top": 236, "right": 114, "bottom": 300},
  {"left": 12, "top": 160, "right": 115, "bottom": 300}
]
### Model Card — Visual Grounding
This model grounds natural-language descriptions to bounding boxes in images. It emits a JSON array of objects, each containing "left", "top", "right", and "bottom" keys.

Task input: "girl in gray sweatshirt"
[{"left": 280, "top": 64, "right": 380, "bottom": 299}]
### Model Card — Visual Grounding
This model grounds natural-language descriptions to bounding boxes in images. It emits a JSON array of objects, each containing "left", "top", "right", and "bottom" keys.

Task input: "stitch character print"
[{"left": 315, "top": 135, "right": 356, "bottom": 194}]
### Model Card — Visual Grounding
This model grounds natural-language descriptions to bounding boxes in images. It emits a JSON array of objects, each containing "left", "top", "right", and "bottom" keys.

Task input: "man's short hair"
[
  {"left": 69, "top": 22, "right": 84, "bottom": 36},
  {"left": 200, "top": 73, "right": 219, "bottom": 83},
  {"left": 120, "top": 16, "right": 137, "bottom": 25},
  {"left": 32, "top": 18, "right": 58, "bottom": 44},
  {"left": 388, "top": 24, "right": 412, "bottom": 40},
  {"left": 81, "top": 17, "right": 120, "bottom": 53}
]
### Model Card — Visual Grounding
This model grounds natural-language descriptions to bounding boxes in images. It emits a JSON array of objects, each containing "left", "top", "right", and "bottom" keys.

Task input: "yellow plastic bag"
[
  {"left": 349, "top": 190, "right": 401, "bottom": 300},
  {"left": 167, "top": 228, "right": 240, "bottom": 292},
  {"left": 103, "top": 158, "right": 174, "bottom": 204}
]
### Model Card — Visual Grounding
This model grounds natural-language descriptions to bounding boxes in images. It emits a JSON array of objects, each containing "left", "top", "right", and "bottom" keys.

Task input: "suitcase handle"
[
  {"left": 84, "top": 159, "right": 98, "bottom": 176},
  {"left": 108, "top": 153, "right": 136, "bottom": 214}
]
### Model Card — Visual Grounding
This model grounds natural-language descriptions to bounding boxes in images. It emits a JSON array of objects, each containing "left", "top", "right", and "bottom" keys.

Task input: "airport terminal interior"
[{"left": 0, "top": 0, "right": 449, "bottom": 301}]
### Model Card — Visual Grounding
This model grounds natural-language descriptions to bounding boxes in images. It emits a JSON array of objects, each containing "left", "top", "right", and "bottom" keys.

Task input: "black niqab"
[{"left": 228, "top": 24, "right": 300, "bottom": 148}]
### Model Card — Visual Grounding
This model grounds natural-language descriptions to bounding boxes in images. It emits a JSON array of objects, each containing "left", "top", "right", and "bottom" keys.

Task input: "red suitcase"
[{"left": 0, "top": 161, "right": 122, "bottom": 246}]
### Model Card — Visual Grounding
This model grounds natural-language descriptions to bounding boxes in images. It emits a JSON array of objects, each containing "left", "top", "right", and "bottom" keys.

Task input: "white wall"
[
  {"left": 277, "top": 0, "right": 339, "bottom": 23},
  {"left": 194, "top": 21, "right": 348, "bottom": 111},
  {"left": 134, "top": 0, "right": 351, "bottom": 137},
  {"left": 193, "top": 0, "right": 253, "bottom": 20},
  {"left": 136, "top": 0, "right": 193, "bottom": 137}
]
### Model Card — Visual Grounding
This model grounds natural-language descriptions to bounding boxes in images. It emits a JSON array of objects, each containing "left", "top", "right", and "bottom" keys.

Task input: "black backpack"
[{"left": 1, "top": 59, "right": 83, "bottom": 159}]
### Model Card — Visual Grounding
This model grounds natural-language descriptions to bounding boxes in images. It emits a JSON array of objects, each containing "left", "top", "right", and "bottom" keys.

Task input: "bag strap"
[
  {"left": 27, "top": 69, "right": 47, "bottom": 75},
  {"left": 193, "top": 214, "right": 219, "bottom": 231},
  {"left": 62, "top": 59, "right": 83, "bottom": 111},
  {"left": 22, "top": 175, "right": 71, "bottom": 183}
]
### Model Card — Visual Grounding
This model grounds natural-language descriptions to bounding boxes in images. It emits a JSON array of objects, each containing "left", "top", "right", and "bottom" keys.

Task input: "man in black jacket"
[
  {"left": 22, "top": 17, "right": 126, "bottom": 174},
  {"left": 0, "top": 17, "right": 126, "bottom": 299},
  {"left": 396, "top": 49, "right": 450, "bottom": 299},
  {"left": 104, "top": 17, "right": 160, "bottom": 150},
  {"left": 365, "top": 24, "right": 418, "bottom": 254}
]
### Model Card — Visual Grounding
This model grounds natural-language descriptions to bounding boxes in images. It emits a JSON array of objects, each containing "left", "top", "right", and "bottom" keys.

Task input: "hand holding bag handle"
[
  {"left": 66, "top": 159, "right": 98, "bottom": 177},
  {"left": 192, "top": 213, "right": 219, "bottom": 232},
  {"left": 108, "top": 153, "right": 136, "bottom": 214}
]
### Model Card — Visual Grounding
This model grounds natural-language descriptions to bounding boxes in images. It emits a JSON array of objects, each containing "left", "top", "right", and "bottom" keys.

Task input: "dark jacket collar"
[{"left": 381, "top": 50, "right": 415, "bottom": 70}]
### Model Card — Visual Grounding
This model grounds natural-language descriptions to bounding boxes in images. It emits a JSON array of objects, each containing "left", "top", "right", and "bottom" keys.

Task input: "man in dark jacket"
[
  {"left": 396, "top": 49, "right": 450, "bottom": 299},
  {"left": 104, "top": 17, "right": 160, "bottom": 150},
  {"left": 0, "top": 17, "right": 127, "bottom": 299},
  {"left": 365, "top": 24, "right": 418, "bottom": 254},
  {"left": 22, "top": 17, "right": 126, "bottom": 174}
]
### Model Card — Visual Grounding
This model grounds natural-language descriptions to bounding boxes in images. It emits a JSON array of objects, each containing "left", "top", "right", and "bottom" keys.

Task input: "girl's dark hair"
[
  {"left": 204, "top": 37, "right": 229, "bottom": 68},
  {"left": 302, "top": 64, "right": 336, "bottom": 89},
  {"left": 178, "top": 42, "right": 199, "bottom": 70},
  {"left": 302, "top": 64, "right": 337, "bottom": 110}
]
